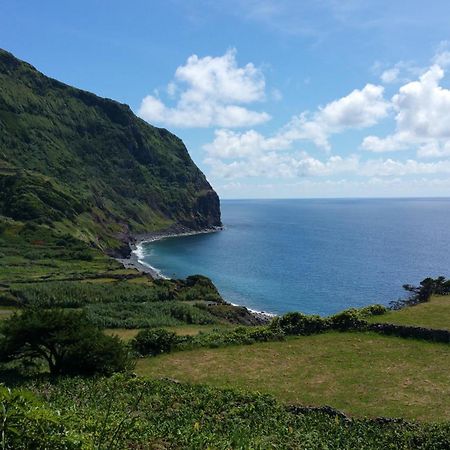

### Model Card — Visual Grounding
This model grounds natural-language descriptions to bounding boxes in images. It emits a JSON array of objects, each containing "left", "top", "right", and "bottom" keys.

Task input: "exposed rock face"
[{"left": 0, "top": 48, "right": 221, "bottom": 253}]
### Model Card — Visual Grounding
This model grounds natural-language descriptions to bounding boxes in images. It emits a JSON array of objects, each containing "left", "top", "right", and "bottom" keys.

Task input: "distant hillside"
[{"left": 0, "top": 49, "right": 221, "bottom": 256}]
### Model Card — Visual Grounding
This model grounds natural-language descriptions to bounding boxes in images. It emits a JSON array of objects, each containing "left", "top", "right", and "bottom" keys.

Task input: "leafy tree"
[
  {"left": 395, "top": 276, "right": 450, "bottom": 309},
  {"left": 0, "top": 309, "right": 132, "bottom": 376}
]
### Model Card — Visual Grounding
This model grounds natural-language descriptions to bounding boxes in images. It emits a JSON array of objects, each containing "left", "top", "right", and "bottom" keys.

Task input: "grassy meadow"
[
  {"left": 104, "top": 324, "right": 234, "bottom": 341},
  {"left": 137, "top": 331, "right": 450, "bottom": 422},
  {"left": 367, "top": 295, "right": 450, "bottom": 330}
]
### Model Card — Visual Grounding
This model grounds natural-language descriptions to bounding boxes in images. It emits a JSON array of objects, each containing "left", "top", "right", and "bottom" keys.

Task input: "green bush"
[
  {"left": 272, "top": 312, "right": 329, "bottom": 335},
  {"left": 132, "top": 328, "right": 178, "bottom": 356},
  {"left": 329, "top": 309, "right": 367, "bottom": 331},
  {"left": 359, "top": 304, "right": 388, "bottom": 317},
  {"left": 0, "top": 291, "right": 18, "bottom": 307},
  {"left": 61, "top": 333, "right": 133, "bottom": 376}
]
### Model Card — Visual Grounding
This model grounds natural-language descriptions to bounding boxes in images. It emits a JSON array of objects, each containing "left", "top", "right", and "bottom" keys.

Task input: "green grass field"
[
  {"left": 137, "top": 331, "right": 450, "bottom": 421},
  {"left": 105, "top": 324, "right": 235, "bottom": 341},
  {"left": 367, "top": 295, "right": 450, "bottom": 330}
]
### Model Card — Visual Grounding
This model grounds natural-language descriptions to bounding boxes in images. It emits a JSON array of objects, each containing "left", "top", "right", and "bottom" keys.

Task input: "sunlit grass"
[
  {"left": 105, "top": 324, "right": 234, "bottom": 341},
  {"left": 137, "top": 331, "right": 450, "bottom": 421},
  {"left": 367, "top": 295, "right": 450, "bottom": 330}
]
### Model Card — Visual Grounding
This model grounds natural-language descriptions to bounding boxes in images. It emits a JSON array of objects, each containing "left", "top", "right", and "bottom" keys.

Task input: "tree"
[{"left": 0, "top": 309, "right": 131, "bottom": 376}]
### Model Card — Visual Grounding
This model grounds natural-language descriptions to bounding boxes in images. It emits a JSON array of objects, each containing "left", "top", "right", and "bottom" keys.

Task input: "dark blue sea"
[{"left": 140, "top": 198, "right": 450, "bottom": 315}]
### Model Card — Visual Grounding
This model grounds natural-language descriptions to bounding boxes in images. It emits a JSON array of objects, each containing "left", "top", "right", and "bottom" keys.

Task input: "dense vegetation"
[
  {"left": 0, "top": 48, "right": 221, "bottom": 255},
  {"left": 3, "top": 376, "right": 449, "bottom": 449}
]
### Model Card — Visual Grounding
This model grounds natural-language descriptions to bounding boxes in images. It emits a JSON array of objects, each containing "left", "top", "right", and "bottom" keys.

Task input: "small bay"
[{"left": 140, "top": 198, "right": 450, "bottom": 315}]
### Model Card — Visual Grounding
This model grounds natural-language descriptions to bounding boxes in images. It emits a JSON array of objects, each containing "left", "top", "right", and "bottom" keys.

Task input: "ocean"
[{"left": 139, "top": 198, "right": 450, "bottom": 316}]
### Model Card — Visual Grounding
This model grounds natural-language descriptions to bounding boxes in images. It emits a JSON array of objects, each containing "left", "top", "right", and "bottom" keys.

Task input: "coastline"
[
  {"left": 116, "top": 225, "right": 275, "bottom": 323},
  {"left": 117, "top": 225, "right": 222, "bottom": 278}
]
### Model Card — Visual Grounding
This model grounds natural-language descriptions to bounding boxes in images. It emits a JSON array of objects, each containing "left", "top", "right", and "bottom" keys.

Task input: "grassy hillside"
[
  {"left": 136, "top": 331, "right": 450, "bottom": 422},
  {"left": 366, "top": 295, "right": 450, "bottom": 330},
  {"left": 0, "top": 48, "right": 221, "bottom": 255}
]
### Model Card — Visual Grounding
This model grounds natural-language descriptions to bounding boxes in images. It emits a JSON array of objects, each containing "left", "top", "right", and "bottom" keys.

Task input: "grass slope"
[
  {"left": 367, "top": 295, "right": 450, "bottom": 330},
  {"left": 137, "top": 331, "right": 450, "bottom": 421}
]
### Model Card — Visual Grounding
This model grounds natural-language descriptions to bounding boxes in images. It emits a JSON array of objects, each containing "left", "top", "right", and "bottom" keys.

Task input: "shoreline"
[
  {"left": 117, "top": 226, "right": 222, "bottom": 278},
  {"left": 116, "top": 225, "right": 275, "bottom": 322}
]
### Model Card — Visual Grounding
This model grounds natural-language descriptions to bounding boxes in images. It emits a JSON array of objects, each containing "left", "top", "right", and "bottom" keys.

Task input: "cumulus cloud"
[
  {"left": 204, "top": 129, "right": 291, "bottom": 159},
  {"left": 138, "top": 49, "right": 271, "bottom": 128},
  {"left": 363, "top": 64, "right": 450, "bottom": 155},
  {"left": 203, "top": 82, "right": 393, "bottom": 181},
  {"left": 282, "top": 84, "right": 389, "bottom": 151},
  {"left": 204, "top": 82, "right": 389, "bottom": 161}
]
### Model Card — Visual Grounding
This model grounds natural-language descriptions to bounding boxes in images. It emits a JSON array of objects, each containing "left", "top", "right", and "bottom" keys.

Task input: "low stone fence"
[{"left": 367, "top": 322, "right": 450, "bottom": 343}]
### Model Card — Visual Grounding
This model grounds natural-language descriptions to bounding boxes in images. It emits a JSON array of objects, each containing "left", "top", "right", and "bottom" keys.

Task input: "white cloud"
[
  {"left": 204, "top": 83, "right": 389, "bottom": 160},
  {"left": 360, "top": 158, "right": 450, "bottom": 177},
  {"left": 416, "top": 141, "right": 450, "bottom": 158},
  {"left": 380, "top": 67, "right": 400, "bottom": 84},
  {"left": 204, "top": 129, "right": 290, "bottom": 158},
  {"left": 205, "top": 152, "right": 356, "bottom": 179},
  {"left": 206, "top": 151, "right": 450, "bottom": 181},
  {"left": 363, "top": 64, "right": 450, "bottom": 155},
  {"left": 138, "top": 49, "right": 271, "bottom": 128},
  {"left": 361, "top": 133, "right": 410, "bottom": 153},
  {"left": 432, "top": 41, "right": 450, "bottom": 68},
  {"left": 376, "top": 60, "right": 422, "bottom": 85},
  {"left": 282, "top": 84, "right": 389, "bottom": 150},
  {"left": 216, "top": 177, "right": 450, "bottom": 199},
  {"left": 203, "top": 82, "right": 392, "bottom": 182}
]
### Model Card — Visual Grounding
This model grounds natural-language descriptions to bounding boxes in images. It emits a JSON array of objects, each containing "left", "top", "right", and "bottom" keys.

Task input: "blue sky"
[{"left": 3, "top": 1, "right": 450, "bottom": 198}]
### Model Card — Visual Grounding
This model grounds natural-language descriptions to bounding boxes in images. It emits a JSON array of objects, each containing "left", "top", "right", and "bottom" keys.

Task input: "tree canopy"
[{"left": 0, "top": 309, "right": 131, "bottom": 376}]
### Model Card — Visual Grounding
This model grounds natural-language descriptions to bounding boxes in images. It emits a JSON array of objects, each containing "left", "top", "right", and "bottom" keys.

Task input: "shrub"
[
  {"left": 0, "top": 291, "right": 18, "bottom": 307},
  {"left": 61, "top": 334, "right": 133, "bottom": 376},
  {"left": 359, "top": 304, "right": 388, "bottom": 317},
  {"left": 271, "top": 312, "right": 329, "bottom": 336},
  {"left": 329, "top": 309, "right": 367, "bottom": 331},
  {"left": 132, "top": 328, "right": 178, "bottom": 356}
]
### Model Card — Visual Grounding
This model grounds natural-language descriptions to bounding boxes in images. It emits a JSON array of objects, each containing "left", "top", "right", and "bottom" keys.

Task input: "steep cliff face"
[{"left": 0, "top": 49, "right": 221, "bottom": 255}]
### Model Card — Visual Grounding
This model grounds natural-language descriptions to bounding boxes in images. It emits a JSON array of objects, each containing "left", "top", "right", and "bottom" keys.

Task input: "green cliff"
[{"left": 0, "top": 49, "right": 221, "bottom": 256}]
